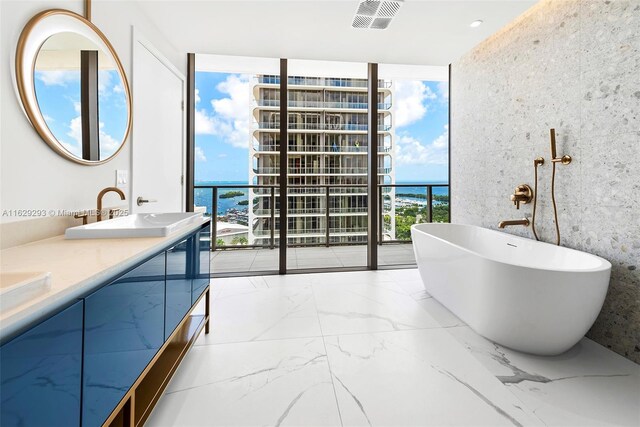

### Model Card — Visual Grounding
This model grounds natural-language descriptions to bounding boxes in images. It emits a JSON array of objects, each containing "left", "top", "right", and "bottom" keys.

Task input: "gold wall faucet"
[
  {"left": 510, "top": 184, "right": 533, "bottom": 209},
  {"left": 97, "top": 187, "right": 125, "bottom": 221},
  {"left": 498, "top": 218, "right": 530, "bottom": 228}
]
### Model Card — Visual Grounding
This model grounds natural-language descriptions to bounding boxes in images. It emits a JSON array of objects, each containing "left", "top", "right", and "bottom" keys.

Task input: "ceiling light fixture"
[
  {"left": 470, "top": 20, "right": 484, "bottom": 28},
  {"left": 352, "top": 0, "right": 404, "bottom": 30}
]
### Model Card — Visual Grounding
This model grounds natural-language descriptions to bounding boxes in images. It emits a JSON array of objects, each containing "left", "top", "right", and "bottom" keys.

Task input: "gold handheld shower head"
[{"left": 549, "top": 128, "right": 572, "bottom": 164}]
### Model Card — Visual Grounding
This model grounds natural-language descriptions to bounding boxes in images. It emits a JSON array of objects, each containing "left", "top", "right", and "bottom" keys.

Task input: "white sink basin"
[
  {"left": 65, "top": 212, "right": 203, "bottom": 239},
  {"left": 0, "top": 272, "right": 52, "bottom": 312}
]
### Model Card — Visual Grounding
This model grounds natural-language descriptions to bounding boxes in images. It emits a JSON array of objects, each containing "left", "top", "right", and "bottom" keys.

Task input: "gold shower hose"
[
  {"left": 531, "top": 159, "right": 541, "bottom": 241},
  {"left": 531, "top": 158, "right": 561, "bottom": 246},
  {"left": 550, "top": 160, "right": 561, "bottom": 246}
]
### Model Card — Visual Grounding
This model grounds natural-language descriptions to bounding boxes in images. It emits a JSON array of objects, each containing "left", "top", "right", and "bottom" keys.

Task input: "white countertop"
[{"left": 0, "top": 217, "right": 210, "bottom": 341}]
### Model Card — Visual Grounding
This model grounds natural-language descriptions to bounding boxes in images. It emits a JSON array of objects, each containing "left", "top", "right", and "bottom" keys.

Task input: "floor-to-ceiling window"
[
  {"left": 377, "top": 64, "right": 450, "bottom": 267},
  {"left": 193, "top": 55, "right": 280, "bottom": 274},
  {"left": 190, "top": 57, "right": 449, "bottom": 275},
  {"left": 284, "top": 59, "right": 370, "bottom": 271}
]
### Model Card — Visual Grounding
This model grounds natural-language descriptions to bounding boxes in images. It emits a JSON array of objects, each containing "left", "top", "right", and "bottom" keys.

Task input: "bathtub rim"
[{"left": 411, "top": 223, "right": 612, "bottom": 274}]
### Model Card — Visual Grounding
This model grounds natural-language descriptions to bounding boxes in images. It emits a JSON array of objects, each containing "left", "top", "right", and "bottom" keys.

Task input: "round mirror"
[{"left": 15, "top": 10, "right": 131, "bottom": 165}]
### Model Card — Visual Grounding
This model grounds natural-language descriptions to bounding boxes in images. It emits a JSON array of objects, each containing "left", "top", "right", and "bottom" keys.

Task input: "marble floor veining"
[{"left": 147, "top": 269, "right": 640, "bottom": 427}]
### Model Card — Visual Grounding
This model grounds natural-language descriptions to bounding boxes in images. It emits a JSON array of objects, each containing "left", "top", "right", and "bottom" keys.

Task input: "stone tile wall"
[{"left": 451, "top": 0, "right": 639, "bottom": 362}]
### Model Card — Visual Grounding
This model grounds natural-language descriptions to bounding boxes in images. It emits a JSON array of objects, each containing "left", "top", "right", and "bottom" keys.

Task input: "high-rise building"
[{"left": 249, "top": 75, "right": 395, "bottom": 246}]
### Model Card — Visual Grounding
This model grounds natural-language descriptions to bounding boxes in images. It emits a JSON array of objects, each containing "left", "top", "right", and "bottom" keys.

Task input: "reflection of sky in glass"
[{"left": 34, "top": 69, "right": 127, "bottom": 160}]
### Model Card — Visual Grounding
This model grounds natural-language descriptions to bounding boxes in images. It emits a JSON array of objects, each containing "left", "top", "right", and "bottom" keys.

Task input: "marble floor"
[
  {"left": 147, "top": 269, "right": 640, "bottom": 427},
  {"left": 210, "top": 244, "right": 416, "bottom": 274}
]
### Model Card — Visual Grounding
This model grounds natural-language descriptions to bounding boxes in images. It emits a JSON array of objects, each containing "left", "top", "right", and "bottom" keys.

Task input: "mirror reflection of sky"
[
  {"left": 195, "top": 71, "right": 449, "bottom": 183},
  {"left": 34, "top": 69, "right": 128, "bottom": 160}
]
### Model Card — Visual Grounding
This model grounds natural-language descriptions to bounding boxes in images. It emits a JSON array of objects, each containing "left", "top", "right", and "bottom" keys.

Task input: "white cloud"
[
  {"left": 98, "top": 70, "right": 113, "bottom": 94},
  {"left": 195, "top": 146, "right": 207, "bottom": 162},
  {"left": 195, "top": 88, "right": 201, "bottom": 104},
  {"left": 195, "top": 109, "right": 216, "bottom": 134},
  {"left": 194, "top": 74, "right": 252, "bottom": 149},
  {"left": 113, "top": 84, "right": 124, "bottom": 94},
  {"left": 64, "top": 116, "right": 83, "bottom": 157},
  {"left": 35, "top": 70, "right": 79, "bottom": 86},
  {"left": 393, "top": 80, "right": 437, "bottom": 128},
  {"left": 395, "top": 125, "right": 448, "bottom": 166},
  {"left": 437, "top": 81, "right": 449, "bottom": 102},
  {"left": 218, "top": 153, "right": 227, "bottom": 158},
  {"left": 98, "top": 121, "right": 122, "bottom": 158},
  {"left": 62, "top": 115, "right": 123, "bottom": 159}
]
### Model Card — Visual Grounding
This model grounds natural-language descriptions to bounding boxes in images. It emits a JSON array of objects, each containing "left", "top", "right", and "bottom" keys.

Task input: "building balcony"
[
  {"left": 329, "top": 227, "right": 368, "bottom": 235},
  {"left": 282, "top": 187, "right": 373, "bottom": 196},
  {"left": 252, "top": 166, "right": 392, "bottom": 175},
  {"left": 257, "top": 122, "right": 392, "bottom": 132},
  {"left": 256, "top": 76, "right": 392, "bottom": 89},
  {"left": 252, "top": 206, "right": 368, "bottom": 217},
  {"left": 256, "top": 100, "right": 392, "bottom": 110},
  {"left": 251, "top": 227, "right": 369, "bottom": 238},
  {"left": 250, "top": 187, "right": 377, "bottom": 197},
  {"left": 253, "top": 144, "right": 392, "bottom": 153}
]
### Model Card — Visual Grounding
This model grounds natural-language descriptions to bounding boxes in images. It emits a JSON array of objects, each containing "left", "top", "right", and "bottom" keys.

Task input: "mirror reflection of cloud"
[
  {"left": 35, "top": 69, "right": 79, "bottom": 86},
  {"left": 35, "top": 68, "right": 127, "bottom": 160}
]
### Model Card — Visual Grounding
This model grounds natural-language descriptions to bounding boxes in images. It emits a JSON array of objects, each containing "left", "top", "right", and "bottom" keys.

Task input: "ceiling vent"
[{"left": 352, "top": 0, "right": 403, "bottom": 30}]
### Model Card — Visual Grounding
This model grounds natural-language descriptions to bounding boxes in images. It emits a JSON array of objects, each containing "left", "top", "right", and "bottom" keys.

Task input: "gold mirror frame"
[{"left": 15, "top": 9, "right": 132, "bottom": 166}]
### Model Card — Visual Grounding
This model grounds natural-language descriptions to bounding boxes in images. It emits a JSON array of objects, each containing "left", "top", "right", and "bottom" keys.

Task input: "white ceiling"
[{"left": 135, "top": 0, "right": 537, "bottom": 66}]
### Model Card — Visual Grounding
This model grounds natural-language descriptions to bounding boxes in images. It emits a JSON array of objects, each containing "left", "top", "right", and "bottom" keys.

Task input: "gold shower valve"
[{"left": 510, "top": 184, "right": 534, "bottom": 209}]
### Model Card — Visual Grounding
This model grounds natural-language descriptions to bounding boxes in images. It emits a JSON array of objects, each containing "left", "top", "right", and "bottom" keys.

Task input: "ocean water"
[
  {"left": 194, "top": 181, "right": 449, "bottom": 216},
  {"left": 195, "top": 181, "right": 249, "bottom": 216}
]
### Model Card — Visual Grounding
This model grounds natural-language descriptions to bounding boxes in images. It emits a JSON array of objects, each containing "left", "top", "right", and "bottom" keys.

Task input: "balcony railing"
[
  {"left": 284, "top": 187, "right": 374, "bottom": 196},
  {"left": 263, "top": 206, "right": 368, "bottom": 215},
  {"left": 256, "top": 76, "right": 392, "bottom": 88},
  {"left": 252, "top": 167, "right": 392, "bottom": 175},
  {"left": 287, "top": 207, "right": 324, "bottom": 215},
  {"left": 257, "top": 100, "right": 391, "bottom": 110},
  {"left": 257, "top": 122, "right": 392, "bottom": 131},
  {"left": 253, "top": 144, "right": 392, "bottom": 153},
  {"left": 194, "top": 183, "right": 449, "bottom": 251}
]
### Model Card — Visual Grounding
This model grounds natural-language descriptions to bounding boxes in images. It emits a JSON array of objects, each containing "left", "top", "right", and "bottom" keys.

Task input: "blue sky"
[
  {"left": 35, "top": 69, "right": 127, "bottom": 159},
  {"left": 194, "top": 72, "right": 251, "bottom": 182},
  {"left": 194, "top": 71, "right": 449, "bottom": 183}
]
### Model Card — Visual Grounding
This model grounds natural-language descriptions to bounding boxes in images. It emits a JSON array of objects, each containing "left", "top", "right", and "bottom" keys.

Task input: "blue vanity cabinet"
[
  {"left": 0, "top": 300, "right": 83, "bottom": 427},
  {"left": 165, "top": 236, "right": 194, "bottom": 340},
  {"left": 82, "top": 252, "right": 165, "bottom": 427},
  {"left": 192, "top": 224, "right": 211, "bottom": 304}
]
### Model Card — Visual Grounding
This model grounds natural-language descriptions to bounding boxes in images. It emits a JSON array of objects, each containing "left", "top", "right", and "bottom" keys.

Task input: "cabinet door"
[
  {"left": 192, "top": 224, "right": 211, "bottom": 304},
  {"left": 0, "top": 301, "right": 83, "bottom": 427},
  {"left": 83, "top": 252, "right": 165, "bottom": 427},
  {"left": 165, "top": 236, "right": 193, "bottom": 339}
]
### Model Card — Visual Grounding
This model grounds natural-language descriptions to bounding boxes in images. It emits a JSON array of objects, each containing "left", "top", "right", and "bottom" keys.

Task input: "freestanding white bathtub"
[{"left": 411, "top": 223, "right": 611, "bottom": 355}]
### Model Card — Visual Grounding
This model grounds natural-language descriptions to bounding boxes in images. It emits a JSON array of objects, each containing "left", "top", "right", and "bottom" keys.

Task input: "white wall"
[{"left": 0, "top": 0, "right": 184, "bottom": 224}]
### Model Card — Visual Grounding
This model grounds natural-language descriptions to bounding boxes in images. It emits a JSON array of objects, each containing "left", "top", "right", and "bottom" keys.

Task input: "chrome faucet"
[
  {"left": 97, "top": 187, "right": 125, "bottom": 221},
  {"left": 498, "top": 218, "right": 530, "bottom": 228}
]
